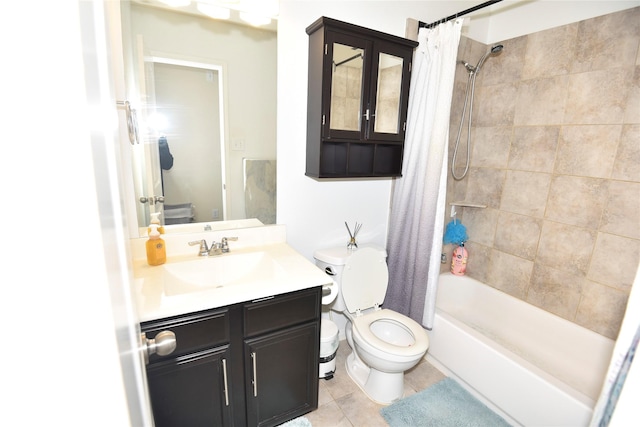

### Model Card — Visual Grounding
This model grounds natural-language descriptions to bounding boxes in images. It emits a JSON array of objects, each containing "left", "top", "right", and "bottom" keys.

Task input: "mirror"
[{"left": 120, "top": 1, "right": 277, "bottom": 236}]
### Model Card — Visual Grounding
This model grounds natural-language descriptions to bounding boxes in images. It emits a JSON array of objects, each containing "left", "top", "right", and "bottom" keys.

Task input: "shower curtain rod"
[{"left": 418, "top": 0, "right": 503, "bottom": 29}]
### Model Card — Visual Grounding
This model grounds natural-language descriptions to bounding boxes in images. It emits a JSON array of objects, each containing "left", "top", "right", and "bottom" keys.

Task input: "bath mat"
[
  {"left": 380, "top": 378, "right": 511, "bottom": 427},
  {"left": 277, "top": 416, "right": 312, "bottom": 427}
]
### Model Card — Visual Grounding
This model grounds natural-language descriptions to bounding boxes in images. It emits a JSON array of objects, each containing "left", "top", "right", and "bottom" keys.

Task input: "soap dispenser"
[
  {"left": 146, "top": 224, "right": 166, "bottom": 266},
  {"left": 148, "top": 212, "right": 165, "bottom": 235}
]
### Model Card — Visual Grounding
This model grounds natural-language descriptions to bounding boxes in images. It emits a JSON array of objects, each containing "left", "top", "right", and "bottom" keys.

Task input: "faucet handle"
[
  {"left": 188, "top": 239, "right": 209, "bottom": 256},
  {"left": 221, "top": 237, "right": 238, "bottom": 253},
  {"left": 208, "top": 241, "right": 222, "bottom": 256}
]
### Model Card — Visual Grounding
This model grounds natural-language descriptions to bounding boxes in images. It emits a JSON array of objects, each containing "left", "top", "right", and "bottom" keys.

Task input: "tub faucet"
[{"left": 221, "top": 237, "right": 238, "bottom": 253}]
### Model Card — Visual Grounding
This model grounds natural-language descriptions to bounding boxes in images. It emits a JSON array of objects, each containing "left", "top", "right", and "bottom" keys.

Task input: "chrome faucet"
[
  {"left": 221, "top": 237, "right": 238, "bottom": 253},
  {"left": 188, "top": 239, "right": 227, "bottom": 256},
  {"left": 189, "top": 237, "right": 237, "bottom": 256}
]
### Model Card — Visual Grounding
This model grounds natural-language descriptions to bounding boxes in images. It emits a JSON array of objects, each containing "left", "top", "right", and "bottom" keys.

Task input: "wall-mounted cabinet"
[{"left": 306, "top": 17, "right": 418, "bottom": 178}]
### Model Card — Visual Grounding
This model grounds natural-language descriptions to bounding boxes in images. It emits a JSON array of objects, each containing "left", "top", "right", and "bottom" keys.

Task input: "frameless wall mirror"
[{"left": 120, "top": 1, "right": 277, "bottom": 236}]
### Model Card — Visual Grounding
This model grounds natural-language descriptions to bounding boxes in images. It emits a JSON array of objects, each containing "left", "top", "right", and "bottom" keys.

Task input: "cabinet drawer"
[
  {"left": 244, "top": 287, "right": 321, "bottom": 337},
  {"left": 142, "top": 308, "right": 230, "bottom": 363}
]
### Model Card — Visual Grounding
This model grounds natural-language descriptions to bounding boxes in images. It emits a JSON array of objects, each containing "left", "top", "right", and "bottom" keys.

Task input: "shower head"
[{"left": 475, "top": 44, "right": 504, "bottom": 73}]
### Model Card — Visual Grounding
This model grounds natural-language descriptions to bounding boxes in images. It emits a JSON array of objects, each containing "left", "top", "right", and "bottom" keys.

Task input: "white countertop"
[{"left": 131, "top": 225, "right": 332, "bottom": 323}]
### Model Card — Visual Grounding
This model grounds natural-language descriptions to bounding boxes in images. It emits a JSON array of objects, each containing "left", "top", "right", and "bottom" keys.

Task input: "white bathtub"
[{"left": 426, "top": 273, "right": 615, "bottom": 427}]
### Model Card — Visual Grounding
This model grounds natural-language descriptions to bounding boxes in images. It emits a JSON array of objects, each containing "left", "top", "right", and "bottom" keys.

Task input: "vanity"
[{"left": 132, "top": 223, "right": 331, "bottom": 427}]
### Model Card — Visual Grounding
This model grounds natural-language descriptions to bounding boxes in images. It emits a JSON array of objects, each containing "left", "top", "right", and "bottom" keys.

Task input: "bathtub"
[{"left": 426, "top": 273, "right": 615, "bottom": 427}]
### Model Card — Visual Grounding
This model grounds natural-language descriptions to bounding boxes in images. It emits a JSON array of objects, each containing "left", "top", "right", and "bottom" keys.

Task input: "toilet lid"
[{"left": 342, "top": 247, "right": 388, "bottom": 313}]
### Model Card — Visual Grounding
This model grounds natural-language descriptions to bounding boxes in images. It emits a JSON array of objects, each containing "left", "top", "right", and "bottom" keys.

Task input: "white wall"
[{"left": 276, "top": 0, "right": 640, "bottom": 262}]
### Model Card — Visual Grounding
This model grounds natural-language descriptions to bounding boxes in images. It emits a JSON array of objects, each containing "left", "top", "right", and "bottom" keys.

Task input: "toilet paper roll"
[{"left": 322, "top": 280, "right": 338, "bottom": 305}]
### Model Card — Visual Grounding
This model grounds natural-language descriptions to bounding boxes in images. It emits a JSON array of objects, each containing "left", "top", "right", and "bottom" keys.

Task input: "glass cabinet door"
[
  {"left": 368, "top": 42, "right": 413, "bottom": 142},
  {"left": 323, "top": 32, "right": 371, "bottom": 140},
  {"left": 330, "top": 42, "right": 364, "bottom": 132}
]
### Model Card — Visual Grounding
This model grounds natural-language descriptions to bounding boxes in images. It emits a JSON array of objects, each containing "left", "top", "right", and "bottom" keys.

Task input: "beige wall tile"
[
  {"left": 465, "top": 167, "right": 505, "bottom": 209},
  {"left": 500, "top": 170, "right": 551, "bottom": 217},
  {"left": 522, "top": 23, "right": 577, "bottom": 80},
  {"left": 537, "top": 221, "right": 597, "bottom": 276},
  {"left": 555, "top": 125, "right": 621, "bottom": 178},
  {"left": 612, "top": 124, "right": 640, "bottom": 182},
  {"left": 576, "top": 281, "right": 629, "bottom": 339},
  {"left": 487, "top": 249, "right": 533, "bottom": 299},
  {"left": 545, "top": 175, "right": 608, "bottom": 229},
  {"left": 527, "top": 264, "right": 586, "bottom": 320},
  {"left": 481, "top": 35, "right": 526, "bottom": 86},
  {"left": 494, "top": 211, "right": 542, "bottom": 260},
  {"left": 564, "top": 68, "right": 632, "bottom": 124},
  {"left": 601, "top": 181, "right": 640, "bottom": 239},
  {"left": 514, "top": 76, "right": 569, "bottom": 125},
  {"left": 464, "top": 241, "right": 491, "bottom": 283},
  {"left": 470, "top": 126, "right": 511, "bottom": 168},
  {"left": 573, "top": 7, "right": 640, "bottom": 73},
  {"left": 474, "top": 82, "right": 518, "bottom": 127},
  {"left": 588, "top": 233, "right": 640, "bottom": 290},
  {"left": 462, "top": 207, "right": 499, "bottom": 247},
  {"left": 624, "top": 66, "right": 640, "bottom": 123},
  {"left": 508, "top": 126, "right": 559, "bottom": 173}
]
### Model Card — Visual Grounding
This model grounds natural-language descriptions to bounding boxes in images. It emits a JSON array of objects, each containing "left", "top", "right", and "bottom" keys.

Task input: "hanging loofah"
[{"left": 443, "top": 219, "right": 468, "bottom": 245}]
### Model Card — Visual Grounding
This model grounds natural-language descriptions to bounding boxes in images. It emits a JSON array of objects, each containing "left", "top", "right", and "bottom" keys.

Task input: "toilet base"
[{"left": 345, "top": 351, "right": 405, "bottom": 405}]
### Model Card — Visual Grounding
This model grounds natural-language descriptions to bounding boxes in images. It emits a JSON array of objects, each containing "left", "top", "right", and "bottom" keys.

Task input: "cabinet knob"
[{"left": 141, "top": 331, "right": 177, "bottom": 364}]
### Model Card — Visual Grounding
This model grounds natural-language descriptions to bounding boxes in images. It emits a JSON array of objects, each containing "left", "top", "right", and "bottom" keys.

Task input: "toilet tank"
[
  {"left": 314, "top": 245, "right": 387, "bottom": 313},
  {"left": 314, "top": 247, "right": 348, "bottom": 312}
]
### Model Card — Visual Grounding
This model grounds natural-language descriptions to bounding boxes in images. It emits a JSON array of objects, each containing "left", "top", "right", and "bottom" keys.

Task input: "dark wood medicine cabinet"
[{"left": 305, "top": 17, "right": 418, "bottom": 178}]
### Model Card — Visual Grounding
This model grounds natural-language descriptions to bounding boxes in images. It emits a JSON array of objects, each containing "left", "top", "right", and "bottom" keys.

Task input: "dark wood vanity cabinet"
[
  {"left": 141, "top": 287, "right": 321, "bottom": 427},
  {"left": 306, "top": 17, "right": 418, "bottom": 178}
]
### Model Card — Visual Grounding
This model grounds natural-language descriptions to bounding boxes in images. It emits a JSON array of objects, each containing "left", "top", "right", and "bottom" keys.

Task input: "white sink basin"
[{"left": 162, "top": 251, "right": 286, "bottom": 296}]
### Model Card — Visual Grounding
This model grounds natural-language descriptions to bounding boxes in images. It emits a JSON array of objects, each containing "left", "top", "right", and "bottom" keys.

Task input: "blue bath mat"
[{"left": 380, "top": 378, "right": 511, "bottom": 427}]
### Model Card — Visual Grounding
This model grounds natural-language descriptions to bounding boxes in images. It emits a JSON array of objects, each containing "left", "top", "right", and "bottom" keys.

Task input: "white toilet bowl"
[
  {"left": 345, "top": 309, "right": 429, "bottom": 404},
  {"left": 314, "top": 246, "right": 430, "bottom": 405}
]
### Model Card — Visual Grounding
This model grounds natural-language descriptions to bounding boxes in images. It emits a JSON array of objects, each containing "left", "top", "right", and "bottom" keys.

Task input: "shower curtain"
[
  {"left": 384, "top": 20, "right": 462, "bottom": 329},
  {"left": 589, "top": 264, "right": 640, "bottom": 426}
]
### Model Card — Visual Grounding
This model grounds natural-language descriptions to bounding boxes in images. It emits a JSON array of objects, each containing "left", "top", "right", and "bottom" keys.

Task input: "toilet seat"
[
  {"left": 341, "top": 247, "right": 388, "bottom": 314},
  {"left": 352, "top": 309, "right": 429, "bottom": 358}
]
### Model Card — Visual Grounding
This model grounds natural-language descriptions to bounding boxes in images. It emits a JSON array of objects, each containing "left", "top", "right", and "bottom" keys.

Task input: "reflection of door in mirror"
[
  {"left": 374, "top": 53, "right": 403, "bottom": 134},
  {"left": 330, "top": 43, "right": 364, "bottom": 132},
  {"left": 146, "top": 60, "right": 226, "bottom": 225}
]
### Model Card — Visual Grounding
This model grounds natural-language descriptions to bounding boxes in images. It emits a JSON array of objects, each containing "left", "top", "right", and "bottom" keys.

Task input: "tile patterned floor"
[{"left": 306, "top": 340, "right": 447, "bottom": 427}]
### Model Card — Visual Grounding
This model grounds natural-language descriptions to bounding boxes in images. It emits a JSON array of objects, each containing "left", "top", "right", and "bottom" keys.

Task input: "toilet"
[{"left": 314, "top": 245, "right": 429, "bottom": 404}]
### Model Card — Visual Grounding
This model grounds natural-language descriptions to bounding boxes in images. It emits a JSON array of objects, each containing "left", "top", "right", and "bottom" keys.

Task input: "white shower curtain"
[{"left": 385, "top": 20, "right": 462, "bottom": 329}]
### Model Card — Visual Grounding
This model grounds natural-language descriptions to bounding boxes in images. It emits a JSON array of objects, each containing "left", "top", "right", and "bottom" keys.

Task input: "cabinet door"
[
  {"left": 367, "top": 40, "right": 414, "bottom": 142},
  {"left": 244, "top": 323, "right": 319, "bottom": 427},
  {"left": 323, "top": 31, "right": 372, "bottom": 141},
  {"left": 147, "top": 346, "right": 233, "bottom": 427}
]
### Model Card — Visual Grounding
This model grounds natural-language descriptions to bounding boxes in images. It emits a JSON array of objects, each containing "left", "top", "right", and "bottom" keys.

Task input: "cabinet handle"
[
  {"left": 222, "top": 359, "right": 230, "bottom": 406},
  {"left": 140, "top": 331, "right": 177, "bottom": 364},
  {"left": 251, "top": 352, "right": 258, "bottom": 397}
]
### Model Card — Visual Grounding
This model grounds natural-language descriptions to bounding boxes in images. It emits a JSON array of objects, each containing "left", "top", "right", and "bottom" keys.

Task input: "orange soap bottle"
[{"left": 146, "top": 224, "right": 166, "bottom": 266}]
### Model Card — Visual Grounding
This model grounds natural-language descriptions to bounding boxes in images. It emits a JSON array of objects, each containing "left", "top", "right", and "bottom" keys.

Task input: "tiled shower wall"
[{"left": 444, "top": 7, "right": 640, "bottom": 339}]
